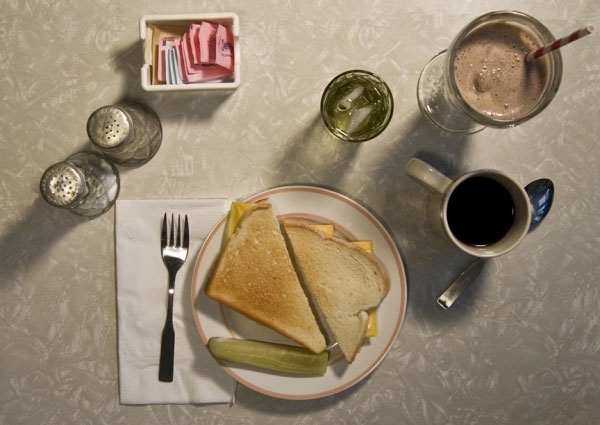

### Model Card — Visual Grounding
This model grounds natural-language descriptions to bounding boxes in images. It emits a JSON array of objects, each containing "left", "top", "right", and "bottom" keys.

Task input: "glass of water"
[{"left": 320, "top": 70, "right": 394, "bottom": 142}]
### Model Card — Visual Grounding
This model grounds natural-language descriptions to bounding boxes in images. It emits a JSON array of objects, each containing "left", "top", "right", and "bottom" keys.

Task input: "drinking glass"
[
  {"left": 417, "top": 10, "right": 563, "bottom": 133},
  {"left": 321, "top": 70, "right": 394, "bottom": 142}
]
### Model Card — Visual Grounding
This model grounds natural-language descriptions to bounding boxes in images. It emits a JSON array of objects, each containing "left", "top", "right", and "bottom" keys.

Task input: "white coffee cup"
[{"left": 405, "top": 158, "right": 531, "bottom": 258}]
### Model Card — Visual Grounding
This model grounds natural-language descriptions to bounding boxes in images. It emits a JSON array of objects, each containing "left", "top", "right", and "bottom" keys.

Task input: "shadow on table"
[
  {"left": 234, "top": 369, "right": 373, "bottom": 413},
  {"left": 271, "top": 113, "right": 366, "bottom": 187},
  {"left": 390, "top": 116, "right": 496, "bottom": 323},
  {"left": 270, "top": 108, "right": 487, "bottom": 326},
  {"left": 0, "top": 197, "right": 89, "bottom": 287},
  {"left": 110, "top": 40, "right": 234, "bottom": 128},
  {"left": 367, "top": 113, "right": 488, "bottom": 325}
]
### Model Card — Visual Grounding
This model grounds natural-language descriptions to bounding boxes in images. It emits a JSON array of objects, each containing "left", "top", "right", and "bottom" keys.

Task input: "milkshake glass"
[{"left": 417, "top": 11, "right": 563, "bottom": 133}]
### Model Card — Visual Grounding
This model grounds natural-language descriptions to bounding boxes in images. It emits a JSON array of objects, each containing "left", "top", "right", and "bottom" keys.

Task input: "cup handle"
[{"left": 405, "top": 158, "right": 453, "bottom": 194}]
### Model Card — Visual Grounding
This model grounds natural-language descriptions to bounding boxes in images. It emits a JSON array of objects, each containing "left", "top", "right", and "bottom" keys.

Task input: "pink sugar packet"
[
  {"left": 215, "top": 24, "right": 234, "bottom": 71},
  {"left": 198, "top": 22, "right": 217, "bottom": 64},
  {"left": 181, "top": 32, "right": 232, "bottom": 82},
  {"left": 157, "top": 42, "right": 166, "bottom": 83},
  {"left": 182, "top": 32, "right": 204, "bottom": 75},
  {"left": 189, "top": 24, "right": 202, "bottom": 65}
]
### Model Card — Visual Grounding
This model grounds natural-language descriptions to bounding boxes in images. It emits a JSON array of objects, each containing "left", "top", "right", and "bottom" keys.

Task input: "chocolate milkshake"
[
  {"left": 418, "top": 11, "right": 563, "bottom": 133},
  {"left": 453, "top": 22, "right": 550, "bottom": 120}
]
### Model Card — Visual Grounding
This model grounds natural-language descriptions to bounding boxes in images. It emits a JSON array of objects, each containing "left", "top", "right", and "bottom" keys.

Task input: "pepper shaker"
[
  {"left": 40, "top": 151, "right": 120, "bottom": 218},
  {"left": 86, "top": 102, "right": 162, "bottom": 167}
]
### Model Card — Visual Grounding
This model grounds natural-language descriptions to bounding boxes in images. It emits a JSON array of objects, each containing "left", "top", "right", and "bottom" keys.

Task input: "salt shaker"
[
  {"left": 86, "top": 102, "right": 162, "bottom": 167},
  {"left": 40, "top": 151, "right": 120, "bottom": 218}
]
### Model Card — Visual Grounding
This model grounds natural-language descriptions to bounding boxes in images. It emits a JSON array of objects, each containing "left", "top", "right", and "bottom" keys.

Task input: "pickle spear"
[{"left": 207, "top": 337, "right": 329, "bottom": 376}]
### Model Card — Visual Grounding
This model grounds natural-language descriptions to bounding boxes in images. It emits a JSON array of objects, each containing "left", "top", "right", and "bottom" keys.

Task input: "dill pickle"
[{"left": 207, "top": 337, "right": 329, "bottom": 376}]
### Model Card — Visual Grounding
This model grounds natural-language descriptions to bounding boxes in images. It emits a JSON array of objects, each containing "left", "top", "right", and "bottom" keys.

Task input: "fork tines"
[{"left": 161, "top": 213, "right": 189, "bottom": 249}]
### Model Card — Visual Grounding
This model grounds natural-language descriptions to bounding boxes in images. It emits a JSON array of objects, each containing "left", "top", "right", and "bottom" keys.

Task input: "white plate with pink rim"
[{"left": 191, "top": 185, "right": 407, "bottom": 400}]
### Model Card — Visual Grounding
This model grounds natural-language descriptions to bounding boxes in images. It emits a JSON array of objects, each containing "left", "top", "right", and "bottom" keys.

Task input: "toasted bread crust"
[
  {"left": 283, "top": 217, "right": 390, "bottom": 363},
  {"left": 205, "top": 203, "right": 326, "bottom": 354}
]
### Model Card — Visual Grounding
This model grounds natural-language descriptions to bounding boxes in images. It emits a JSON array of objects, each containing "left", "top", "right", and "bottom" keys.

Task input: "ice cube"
[
  {"left": 346, "top": 105, "right": 373, "bottom": 134},
  {"left": 336, "top": 85, "right": 365, "bottom": 111}
]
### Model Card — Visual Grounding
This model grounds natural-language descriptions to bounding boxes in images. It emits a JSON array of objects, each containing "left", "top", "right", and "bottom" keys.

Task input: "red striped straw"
[{"left": 525, "top": 24, "right": 594, "bottom": 62}]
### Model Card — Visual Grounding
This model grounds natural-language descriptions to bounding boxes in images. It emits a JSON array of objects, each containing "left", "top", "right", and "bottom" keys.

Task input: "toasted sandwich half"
[
  {"left": 283, "top": 218, "right": 390, "bottom": 363},
  {"left": 205, "top": 201, "right": 327, "bottom": 354}
]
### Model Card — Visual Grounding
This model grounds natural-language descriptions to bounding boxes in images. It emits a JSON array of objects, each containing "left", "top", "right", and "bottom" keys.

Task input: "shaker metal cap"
[
  {"left": 87, "top": 105, "right": 132, "bottom": 149},
  {"left": 40, "top": 162, "right": 85, "bottom": 207}
]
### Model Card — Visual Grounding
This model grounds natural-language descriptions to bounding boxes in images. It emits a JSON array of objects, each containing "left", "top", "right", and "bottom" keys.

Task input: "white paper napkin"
[{"left": 115, "top": 199, "right": 236, "bottom": 405}]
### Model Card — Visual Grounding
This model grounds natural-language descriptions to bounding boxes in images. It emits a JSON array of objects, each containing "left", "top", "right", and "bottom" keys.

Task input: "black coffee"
[{"left": 447, "top": 176, "right": 515, "bottom": 246}]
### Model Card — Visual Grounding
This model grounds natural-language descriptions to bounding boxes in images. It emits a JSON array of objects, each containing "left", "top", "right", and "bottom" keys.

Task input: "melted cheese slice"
[
  {"left": 226, "top": 202, "right": 257, "bottom": 238},
  {"left": 225, "top": 202, "right": 378, "bottom": 338}
]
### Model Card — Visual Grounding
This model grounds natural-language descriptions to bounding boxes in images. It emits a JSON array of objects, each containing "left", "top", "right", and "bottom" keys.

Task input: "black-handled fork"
[{"left": 158, "top": 213, "right": 189, "bottom": 382}]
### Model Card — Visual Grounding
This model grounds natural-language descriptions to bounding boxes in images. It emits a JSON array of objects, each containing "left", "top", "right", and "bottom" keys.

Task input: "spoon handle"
[{"left": 437, "top": 258, "right": 486, "bottom": 309}]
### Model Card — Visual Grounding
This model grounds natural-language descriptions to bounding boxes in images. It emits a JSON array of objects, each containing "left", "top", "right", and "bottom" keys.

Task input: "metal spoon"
[
  {"left": 437, "top": 178, "right": 554, "bottom": 309},
  {"left": 525, "top": 178, "right": 555, "bottom": 232}
]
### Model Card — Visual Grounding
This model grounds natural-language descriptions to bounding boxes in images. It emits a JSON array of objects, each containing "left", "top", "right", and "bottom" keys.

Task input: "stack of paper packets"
[{"left": 158, "top": 22, "right": 234, "bottom": 84}]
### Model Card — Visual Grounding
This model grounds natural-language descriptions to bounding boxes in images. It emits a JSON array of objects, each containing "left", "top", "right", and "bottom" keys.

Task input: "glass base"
[{"left": 417, "top": 51, "right": 485, "bottom": 134}]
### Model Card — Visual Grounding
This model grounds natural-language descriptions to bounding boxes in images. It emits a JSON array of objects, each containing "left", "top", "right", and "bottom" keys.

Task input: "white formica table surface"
[{"left": 1, "top": 1, "right": 599, "bottom": 424}]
